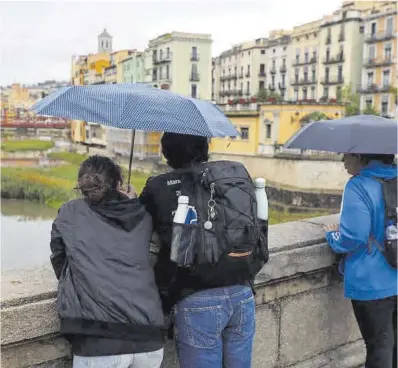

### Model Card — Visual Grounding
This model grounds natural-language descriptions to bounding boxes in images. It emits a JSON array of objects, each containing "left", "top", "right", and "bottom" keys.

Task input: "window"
[
  {"left": 248, "top": 51, "right": 251, "bottom": 56},
  {"left": 192, "top": 46, "right": 197, "bottom": 56},
  {"left": 272, "top": 60, "right": 276, "bottom": 68},
  {"left": 159, "top": 49, "right": 163, "bottom": 60},
  {"left": 261, "top": 49, "right": 266, "bottom": 54},
  {"left": 234, "top": 66, "right": 237, "bottom": 75},
  {"left": 191, "top": 84, "right": 197, "bottom": 98},
  {"left": 266, "top": 124, "right": 272, "bottom": 139},
  {"left": 326, "top": 48, "right": 330, "bottom": 62},
  {"left": 381, "top": 96, "right": 389, "bottom": 115},
  {"left": 166, "top": 47, "right": 170, "bottom": 58},
  {"left": 367, "top": 71, "right": 374, "bottom": 86},
  {"left": 386, "top": 17, "right": 393, "bottom": 35},
  {"left": 228, "top": 68, "right": 231, "bottom": 76},
  {"left": 240, "top": 82, "right": 243, "bottom": 91},
  {"left": 259, "top": 81, "right": 265, "bottom": 90},
  {"left": 304, "top": 48, "right": 309, "bottom": 63},
  {"left": 383, "top": 70, "right": 390, "bottom": 87},
  {"left": 260, "top": 64, "right": 265, "bottom": 75},
  {"left": 371, "top": 22, "right": 377, "bottom": 35},
  {"left": 312, "top": 68, "right": 316, "bottom": 82},
  {"left": 337, "top": 86, "right": 342, "bottom": 100},
  {"left": 273, "top": 49, "right": 276, "bottom": 53},
  {"left": 282, "top": 58, "right": 286, "bottom": 67},
  {"left": 247, "top": 65, "right": 250, "bottom": 76},
  {"left": 369, "top": 45, "right": 376, "bottom": 60},
  {"left": 240, "top": 127, "right": 249, "bottom": 140},
  {"left": 295, "top": 68, "right": 299, "bottom": 83},
  {"left": 241, "top": 66, "right": 244, "bottom": 77},
  {"left": 166, "top": 65, "right": 170, "bottom": 79},
  {"left": 323, "top": 87, "right": 329, "bottom": 99},
  {"left": 271, "top": 75, "right": 275, "bottom": 86},
  {"left": 159, "top": 66, "right": 162, "bottom": 80},
  {"left": 311, "top": 86, "right": 316, "bottom": 99},
  {"left": 296, "top": 54, "right": 300, "bottom": 64},
  {"left": 106, "top": 41, "right": 108, "bottom": 48},
  {"left": 303, "top": 87, "right": 308, "bottom": 100},
  {"left": 304, "top": 66, "right": 308, "bottom": 82},
  {"left": 313, "top": 48, "right": 317, "bottom": 60},
  {"left": 282, "top": 74, "right": 286, "bottom": 85},
  {"left": 365, "top": 97, "right": 373, "bottom": 109},
  {"left": 385, "top": 43, "right": 392, "bottom": 60},
  {"left": 325, "top": 67, "right": 330, "bottom": 81},
  {"left": 338, "top": 65, "right": 343, "bottom": 81},
  {"left": 191, "top": 63, "right": 198, "bottom": 76},
  {"left": 246, "top": 81, "right": 250, "bottom": 94},
  {"left": 294, "top": 88, "right": 299, "bottom": 100}
]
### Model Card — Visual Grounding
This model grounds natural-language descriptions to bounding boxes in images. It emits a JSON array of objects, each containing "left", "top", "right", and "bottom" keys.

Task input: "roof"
[{"left": 99, "top": 28, "right": 112, "bottom": 38}]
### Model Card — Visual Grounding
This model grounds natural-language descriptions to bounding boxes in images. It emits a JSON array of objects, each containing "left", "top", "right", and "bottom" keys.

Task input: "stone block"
[
  {"left": 255, "top": 270, "right": 331, "bottom": 305},
  {"left": 1, "top": 336, "right": 70, "bottom": 368},
  {"left": 1, "top": 299, "right": 59, "bottom": 345},
  {"left": 252, "top": 303, "right": 280, "bottom": 368},
  {"left": 279, "top": 285, "right": 361, "bottom": 366}
]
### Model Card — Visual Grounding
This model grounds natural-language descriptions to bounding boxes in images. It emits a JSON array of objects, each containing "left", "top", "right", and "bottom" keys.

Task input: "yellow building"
[
  {"left": 210, "top": 102, "right": 345, "bottom": 155},
  {"left": 360, "top": 2, "right": 397, "bottom": 117}
]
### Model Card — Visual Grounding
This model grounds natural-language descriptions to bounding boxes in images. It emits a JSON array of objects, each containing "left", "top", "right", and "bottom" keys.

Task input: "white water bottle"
[
  {"left": 254, "top": 178, "right": 269, "bottom": 221},
  {"left": 173, "top": 195, "right": 189, "bottom": 224}
]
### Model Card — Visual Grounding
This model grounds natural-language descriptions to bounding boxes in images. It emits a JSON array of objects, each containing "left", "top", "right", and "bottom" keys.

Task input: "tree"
[
  {"left": 256, "top": 88, "right": 268, "bottom": 103},
  {"left": 341, "top": 84, "right": 360, "bottom": 116},
  {"left": 268, "top": 91, "right": 282, "bottom": 102},
  {"left": 363, "top": 105, "right": 380, "bottom": 116},
  {"left": 300, "top": 111, "right": 330, "bottom": 125}
]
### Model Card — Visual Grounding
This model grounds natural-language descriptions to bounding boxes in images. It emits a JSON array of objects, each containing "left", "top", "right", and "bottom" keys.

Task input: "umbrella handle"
[{"left": 127, "top": 130, "right": 136, "bottom": 193}]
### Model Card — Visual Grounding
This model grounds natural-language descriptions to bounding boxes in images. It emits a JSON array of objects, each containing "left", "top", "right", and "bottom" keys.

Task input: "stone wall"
[
  {"left": 211, "top": 153, "right": 349, "bottom": 191},
  {"left": 1, "top": 215, "right": 365, "bottom": 368}
]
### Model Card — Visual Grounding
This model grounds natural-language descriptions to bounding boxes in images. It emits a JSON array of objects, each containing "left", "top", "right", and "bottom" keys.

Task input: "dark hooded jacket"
[{"left": 50, "top": 192, "right": 165, "bottom": 356}]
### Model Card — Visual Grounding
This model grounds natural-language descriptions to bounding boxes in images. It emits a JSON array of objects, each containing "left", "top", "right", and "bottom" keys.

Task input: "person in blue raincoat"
[{"left": 325, "top": 153, "right": 397, "bottom": 368}]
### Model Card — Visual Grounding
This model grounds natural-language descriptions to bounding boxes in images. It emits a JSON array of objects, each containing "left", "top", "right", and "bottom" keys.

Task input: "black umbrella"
[{"left": 284, "top": 114, "right": 398, "bottom": 154}]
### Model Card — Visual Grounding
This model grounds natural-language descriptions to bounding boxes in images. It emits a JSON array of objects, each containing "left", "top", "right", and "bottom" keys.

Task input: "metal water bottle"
[
  {"left": 254, "top": 178, "right": 269, "bottom": 221},
  {"left": 173, "top": 195, "right": 189, "bottom": 224}
]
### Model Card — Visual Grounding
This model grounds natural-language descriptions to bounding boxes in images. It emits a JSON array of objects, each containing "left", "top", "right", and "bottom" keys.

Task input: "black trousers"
[{"left": 351, "top": 296, "right": 397, "bottom": 368}]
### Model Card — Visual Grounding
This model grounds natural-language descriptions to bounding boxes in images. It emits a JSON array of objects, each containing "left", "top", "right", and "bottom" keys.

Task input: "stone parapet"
[{"left": 1, "top": 215, "right": 365, "bottom": 368}]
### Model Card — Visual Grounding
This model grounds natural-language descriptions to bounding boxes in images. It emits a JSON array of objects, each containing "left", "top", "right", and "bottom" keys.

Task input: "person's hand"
[
  {"left": 120, "top": 184, "right": 137, "bottom": 199},
  {"left": 325, "top": 224, "right": 339, "bottom": 233}
]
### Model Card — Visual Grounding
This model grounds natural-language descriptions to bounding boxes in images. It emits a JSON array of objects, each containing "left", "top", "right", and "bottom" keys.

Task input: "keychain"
[{"left": 204, "top": 183, "right": 217, "bottom": 230}]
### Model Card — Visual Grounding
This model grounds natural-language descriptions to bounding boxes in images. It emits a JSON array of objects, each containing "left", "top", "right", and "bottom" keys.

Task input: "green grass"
[
  {"left": 47, "top": 151, "right": 88, "bottom": 165},
  {"left": 1, "top": 140, "right": 55, "bottom": 152}
]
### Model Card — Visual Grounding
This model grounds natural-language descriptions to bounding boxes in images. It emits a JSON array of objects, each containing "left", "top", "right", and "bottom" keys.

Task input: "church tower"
[{"left": 98, "top": 28, "right": 112, "bottom": 53}]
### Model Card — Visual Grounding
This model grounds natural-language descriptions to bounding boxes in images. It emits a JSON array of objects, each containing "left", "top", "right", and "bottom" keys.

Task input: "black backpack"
[
  {"left": 370, "top": 177, "right": 397, "bottom": 269},
  {"left": 170, "top": 160, "right": 269, "bottom": 287}
]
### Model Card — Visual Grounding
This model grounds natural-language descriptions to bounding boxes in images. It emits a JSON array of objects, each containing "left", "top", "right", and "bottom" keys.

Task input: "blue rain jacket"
[{"left": 326, "top": 161, "right": 397, "bottom": 301}]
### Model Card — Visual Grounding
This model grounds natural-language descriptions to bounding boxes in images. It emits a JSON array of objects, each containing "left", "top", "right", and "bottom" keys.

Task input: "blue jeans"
[{"left": 175, "top": 285, "right": 255, "bottom": 368}]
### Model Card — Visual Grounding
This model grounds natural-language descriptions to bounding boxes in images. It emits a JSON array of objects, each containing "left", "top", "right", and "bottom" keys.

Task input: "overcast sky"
[{"left": 0, "top": 0, "right": 342, "bottom": 86}]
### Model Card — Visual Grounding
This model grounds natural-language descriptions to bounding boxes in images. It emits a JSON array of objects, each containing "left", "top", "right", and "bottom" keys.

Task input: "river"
[{"left": 1, "top": 199, "right": 57, "bottom": 270}]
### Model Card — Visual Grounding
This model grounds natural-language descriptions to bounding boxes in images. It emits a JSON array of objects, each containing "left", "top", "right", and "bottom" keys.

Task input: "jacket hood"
[
  {"left": 360, "top": 160, "right": 397, "bottom": 180},
  {"left": 87, "top": 191, "right": 147, "bottom": 232}
]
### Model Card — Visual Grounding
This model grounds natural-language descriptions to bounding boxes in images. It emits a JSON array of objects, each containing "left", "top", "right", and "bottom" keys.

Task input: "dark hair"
[
  {"left": 360, "top": 154, "right": 396, "bottom": 166},
  {"left": 77, "top": 155, "right": 123, "bottom": 202},
  {"left": 161, "top": 133, "right": 209, "bottom": 169}
]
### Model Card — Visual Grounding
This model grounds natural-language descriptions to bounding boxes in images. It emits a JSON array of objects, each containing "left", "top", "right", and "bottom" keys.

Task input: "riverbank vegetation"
[
  {"left": 1, "top": 152, "right": 328, "bottom": 223},
  {"left": 1, "top": 139, "right": 55, "bottom": 152}
]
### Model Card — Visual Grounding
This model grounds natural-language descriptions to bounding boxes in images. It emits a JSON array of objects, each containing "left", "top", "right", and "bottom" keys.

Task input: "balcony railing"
[
  {"left": 239, "top": 73, "right": 244, "bottom": 79},
  {"left": 190, "top": 54, "right": 200, "bottom": 61},
  {"left": 325, "top": 37, "right": 331, "bottom": 45},
  {"left": 292, "top": 57, "right": 317, "bottom": 66},
  {"left": 365, "top": 31, "right": 396, "bottom": 43},
  {"left": 279, "top": 65, "right": 287, "bottom": 73},
  {"left": 321, "top": 77, "right": 344, "bottom": 85},
  {"left": 245, "top": 90, "right": 251, "bottom": 96},
  {"left": 364, "top": 57, "right": 394, "bottom": 68},
  {"left": 291, "top": 79, "right": 317, "bottom": 86},
  {"left": 268, "top": 84, "right": 276, "bottom": 91},
  {"left": 237, "top": 89, "right": 243, "bottom": 96},
  {"left": 359, "top": 83, "right": 393, "bottom": 94},
  {"left": 245, "top": 72, "right": 251, "bottom": 78},
  {"left": 270, "top": 67, "right": 276, "bottom": 74},
  {"left": 323, "top": 54, "right": 345, "bottom": 64},
  {"left": 258, "top": 71, "right": 266, "bottom": 77},
  {"left": 278, "top": 82, "right": 286, "bottom": 90},
  {"left": 338, "top": 33, "right": 345, "bottom": 42},
  {"left": 190, "top": 73, "right": 200, "bottom": 82},
  {"left": 153, "top": 53, "right": 172, "bottom": 64}
]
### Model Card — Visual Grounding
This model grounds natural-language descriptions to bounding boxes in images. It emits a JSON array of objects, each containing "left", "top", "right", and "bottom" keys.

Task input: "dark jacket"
[{"left": 50, "top": 192, "right": 165, "bottom": 356}]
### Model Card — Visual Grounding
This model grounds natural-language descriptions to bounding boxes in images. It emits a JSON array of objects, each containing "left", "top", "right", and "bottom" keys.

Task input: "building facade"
[
  {"left": 148, "top": 32, "right": 213, "bottom": 99},
  {"left": 317, "top": 9, "right": 364, "bottom": 101},
  {"left": 289, "top": 20, "right": 321, "bottom": 101},
  {"left": 213, "top": 38, "right": 268, "bottom": 104},
  {"left": 360, "top": 2, "right": 397, "bottom": 117}
]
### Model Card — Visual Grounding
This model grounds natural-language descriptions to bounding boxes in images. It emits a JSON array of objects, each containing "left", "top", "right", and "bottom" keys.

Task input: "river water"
[{"left": 1, "top": 199, "right": 57, "bottom": 270}]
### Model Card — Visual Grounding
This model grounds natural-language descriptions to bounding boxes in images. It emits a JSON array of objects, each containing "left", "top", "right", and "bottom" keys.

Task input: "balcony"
[
  {"left": 190, "top": 73, "right": 200, "bottom": 82},
  {"left": 270, "top": 67, "right": 276, "bottom": 75},
  {"left": 321, "top": 77, "right": 344, "bottom": 85},
  {"left": 245, "top": 90, "right": 251, "bottom": 96},
  {"left": 338, "top": 33, "right": 345, "bottom": 42},
  {"left": 291, "top": 79, "right": 317, "bottom": 86},
  {"left": 325, "top": 37, "right": 331, "bottom": 45},
  {"left": 278, "top": 82, "right": 286, "bottom": 90},
  {"left": 360, "top": 83, "right": 393, "bottom": 94},
  {"left": 364, "top": 57, "right": 395, "bottom": 68},
  {"left": 268, "top": 84, "right": 276, "bottom": 91},
  {"left": 237, "top": 89, "right": 243, "bottom": 96},
  {"left": 230, "top": 73, "right": 238, "bottom": 80},
  {"left": 190, "top": 53, "right": 200, "bottom": 61},
  {"left": 292, "top": 57, "right": 317, "bottom": 66},
  {"left": 279, "top": 65, "right": 287, "bottom": 73},
  {"left": 258, "top": 71, "right": 266, "bottom": 77},
  {"left": 220, "top": 75, "right": 229, "bottom": 81},
  {"left": 245, "top": 72, "right": 251, "bottom": 78},
  {"left": 239, "top": 73, "right": 244, "bottom": 79},
  {"left": 323, "top": 54, "right": 345, "bottom": 64},
  {"left": 153, "top": 53, "right": 172, "bottom": 64},
  {"left": 365, "top": 31, "right": 396, "bottom": 43}
]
